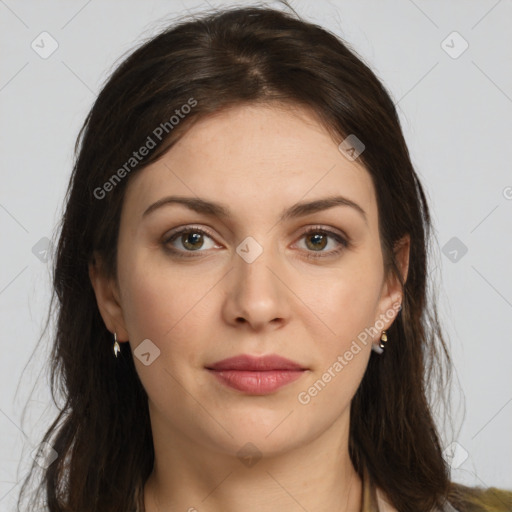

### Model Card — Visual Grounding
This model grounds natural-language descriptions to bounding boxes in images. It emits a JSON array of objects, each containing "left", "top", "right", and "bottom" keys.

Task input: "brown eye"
[
  {"left": 181, "top": 232, "right": 205, "bottom": 250},
  {"left": 297, "top": 227, "right": 349, "bottom": 259},
  {"left": 163, "top": 227, "right": 218, "bottom": 255},
  {"left": 305, "top": 232, "right": 328, "bottom": 251}
]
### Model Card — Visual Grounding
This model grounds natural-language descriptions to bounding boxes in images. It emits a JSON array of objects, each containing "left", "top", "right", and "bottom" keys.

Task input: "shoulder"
[
  {"left": 375, "top": 483, "right": 512, "bottom": 512},
  {"left": 445, "top": 481, "right": 512, "bottom": 512}
]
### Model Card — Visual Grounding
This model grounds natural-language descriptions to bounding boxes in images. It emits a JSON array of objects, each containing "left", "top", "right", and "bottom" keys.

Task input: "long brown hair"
[{"left": 16, "top": 4, "right": 504, "bottom": 512}]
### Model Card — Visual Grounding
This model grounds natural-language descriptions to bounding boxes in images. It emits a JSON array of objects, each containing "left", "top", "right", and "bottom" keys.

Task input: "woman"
[{"left": 17, "top": 4, "right": 512, "bottom": 512}]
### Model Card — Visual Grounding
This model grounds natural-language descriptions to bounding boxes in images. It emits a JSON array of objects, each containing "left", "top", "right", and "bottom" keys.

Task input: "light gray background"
[{"left": 1, "top": 0, "right": 511, "bottom": 509}]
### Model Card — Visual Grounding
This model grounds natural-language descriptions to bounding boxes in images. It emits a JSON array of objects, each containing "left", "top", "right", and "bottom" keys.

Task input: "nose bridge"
[
  {"left": 235, "top": 234, "right": 281, "bottom": 298},
  {"left": 224, "top": 234, "right": 288, "bottom": 327}
]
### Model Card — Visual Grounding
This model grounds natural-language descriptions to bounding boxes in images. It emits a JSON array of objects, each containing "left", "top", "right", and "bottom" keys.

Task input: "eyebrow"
[{"left": 142, "top": 195, "right": 367, "bottom": 224}]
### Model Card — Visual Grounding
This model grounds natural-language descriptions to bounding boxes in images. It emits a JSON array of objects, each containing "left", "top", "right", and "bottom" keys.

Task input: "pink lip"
[
  {"left": 207, "top": 354, "right": 306, "bottom": 371},
  {"left": 206, "top": 355, "right": 307, "bottom": 394}
]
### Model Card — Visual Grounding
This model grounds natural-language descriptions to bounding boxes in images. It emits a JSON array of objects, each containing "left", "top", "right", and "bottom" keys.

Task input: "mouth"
[{"left": 205, "top": 354, "right": 308, "bottom": 395}]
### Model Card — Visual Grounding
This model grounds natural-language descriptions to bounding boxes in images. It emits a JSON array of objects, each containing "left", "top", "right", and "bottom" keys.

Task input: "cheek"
[
  {"left": 306, "top": 258, "right": 384, "bottom": 343},
  {"left": 295, "top": 259, "right": 383, "bottom": 405},
  {"left": 119, "top": 274, "right": 171, "bottom": 342},
  {"left": 118, "top": 254, "right": 217, "bottom": 357},
  {"left": 295, "top": 268, "right": 380, "bottom": 411}
]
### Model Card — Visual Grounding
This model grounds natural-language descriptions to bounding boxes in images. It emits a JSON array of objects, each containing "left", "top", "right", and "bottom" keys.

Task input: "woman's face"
[{"left": 92, "top": 103, "right": 407, "bottom": 458}]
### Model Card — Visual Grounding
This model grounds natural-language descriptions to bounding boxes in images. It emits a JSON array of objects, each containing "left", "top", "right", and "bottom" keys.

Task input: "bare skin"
[{"left": 89, "top": 103, "right": 408, "bottom": 512}]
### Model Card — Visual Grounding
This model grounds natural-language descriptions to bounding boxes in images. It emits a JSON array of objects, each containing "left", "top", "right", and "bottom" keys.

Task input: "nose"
[{"left": 221, "top": 240, "right": 291, "bottom": 331}]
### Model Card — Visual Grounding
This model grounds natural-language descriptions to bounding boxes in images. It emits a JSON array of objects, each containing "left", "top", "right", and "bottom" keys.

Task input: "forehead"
[{"left": 123, "top": 103, "right": 377, "bottom": 225}]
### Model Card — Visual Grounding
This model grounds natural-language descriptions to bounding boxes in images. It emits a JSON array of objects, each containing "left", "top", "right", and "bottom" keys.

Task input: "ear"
[
  {"left": 88, "top": 252, "right": 130, "bottom": 342},
  {"left": 375, "top": 234, "right": 410, "bottom": 330}
]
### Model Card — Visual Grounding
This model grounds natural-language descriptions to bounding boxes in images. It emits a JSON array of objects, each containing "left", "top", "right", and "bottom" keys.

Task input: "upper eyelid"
[{"left": 163, "top": 225, "right": 218, "bottom": 243}]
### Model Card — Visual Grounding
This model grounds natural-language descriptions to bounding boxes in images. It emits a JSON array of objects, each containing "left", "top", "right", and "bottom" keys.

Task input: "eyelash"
[{"left": 162, "top": 225, "right": 349, "bottom": 260}]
